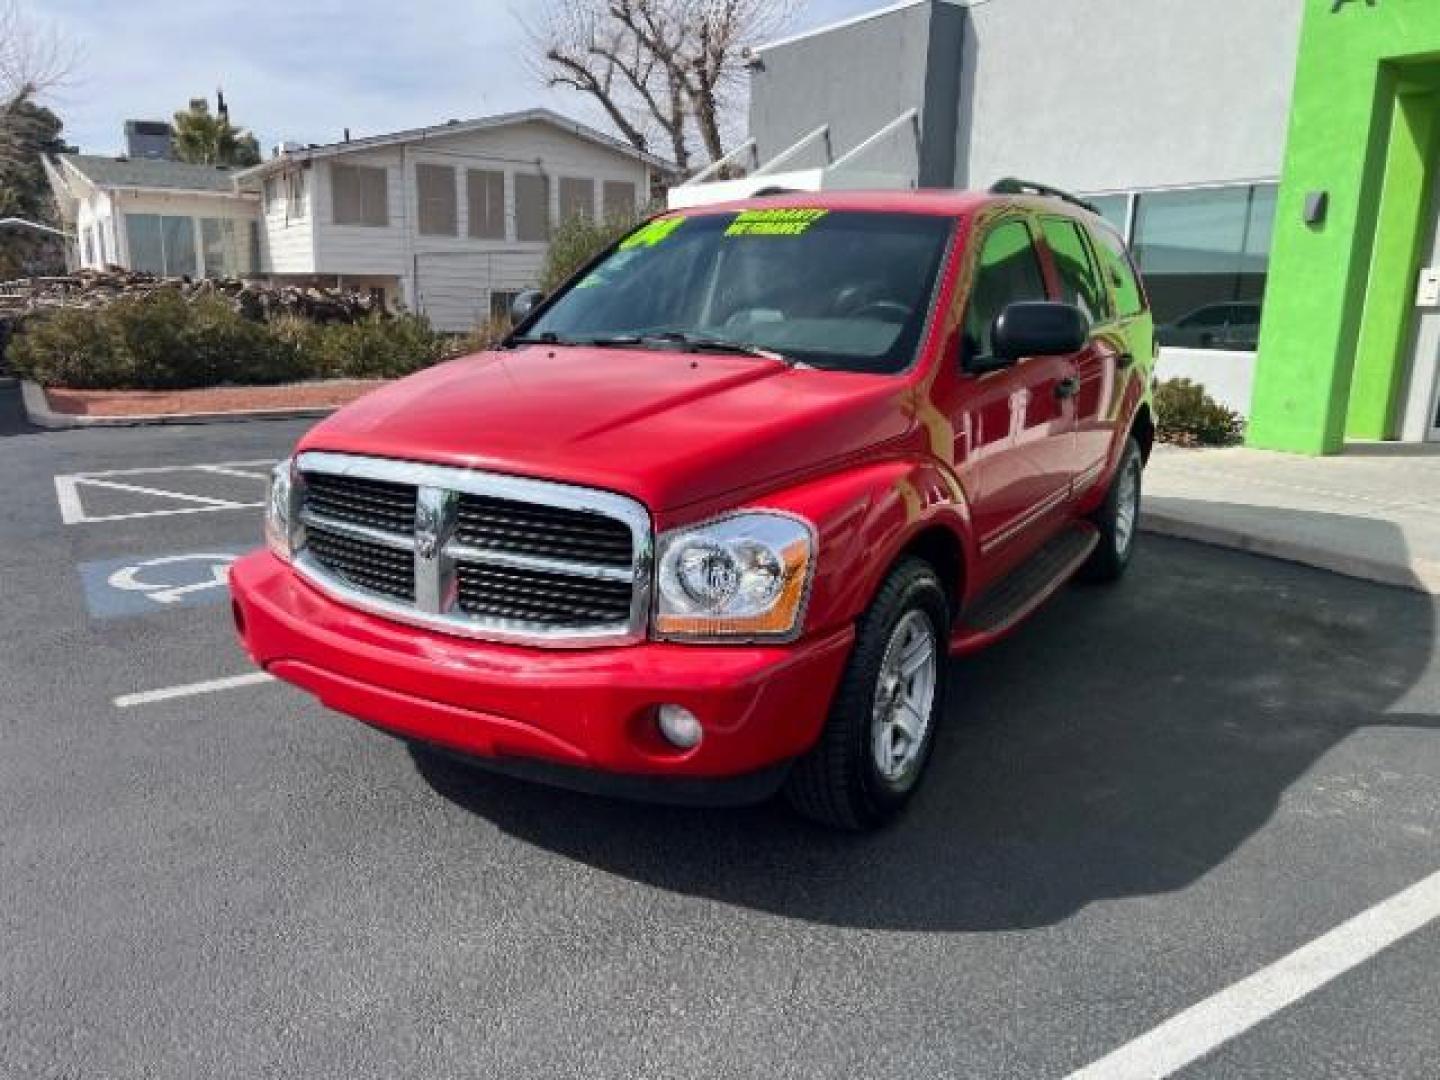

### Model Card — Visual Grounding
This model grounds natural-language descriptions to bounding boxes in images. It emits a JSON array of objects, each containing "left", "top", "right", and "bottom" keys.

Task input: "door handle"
[{"left": 1055, "top": 376, "right": 1080, "bottom": 400}]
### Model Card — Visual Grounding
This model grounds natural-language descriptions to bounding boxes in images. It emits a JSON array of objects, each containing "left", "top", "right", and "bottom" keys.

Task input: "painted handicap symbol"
[
  {"left": 80, "top": 549, "right": 247, "bottom": 618},
  {"left": 107, "top": 553, "right": 238, "bottom": 605}
]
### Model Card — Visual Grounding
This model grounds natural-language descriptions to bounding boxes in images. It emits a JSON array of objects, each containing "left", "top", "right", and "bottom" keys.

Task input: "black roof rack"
[{"left": 988, "top": 177, "right": 1100, "bottom": 216}]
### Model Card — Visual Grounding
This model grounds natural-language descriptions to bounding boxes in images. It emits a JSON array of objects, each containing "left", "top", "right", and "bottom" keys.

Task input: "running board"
[{"left": 953, "top": 522, "right": 1099, "bottom": 654}]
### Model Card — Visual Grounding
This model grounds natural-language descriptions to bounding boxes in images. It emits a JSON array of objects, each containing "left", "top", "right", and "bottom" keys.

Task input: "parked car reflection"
[{"left": 1157, "top": 301, "right": 1262, "bottom": 351}]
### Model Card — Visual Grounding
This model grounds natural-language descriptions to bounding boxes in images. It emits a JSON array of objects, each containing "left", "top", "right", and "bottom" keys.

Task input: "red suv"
[{"left": 230, "top": 183, "right": 1155, "bottom": 829}]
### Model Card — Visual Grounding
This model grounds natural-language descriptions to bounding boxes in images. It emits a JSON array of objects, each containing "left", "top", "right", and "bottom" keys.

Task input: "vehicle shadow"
[{"left": 410, "top": 517, "right": 1437, "bottom": 932}]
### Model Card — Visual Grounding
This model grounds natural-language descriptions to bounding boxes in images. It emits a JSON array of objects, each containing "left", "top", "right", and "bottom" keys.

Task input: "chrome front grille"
[
  {"left": 291, "top": 452, "right": 652, "bottom": 647},
  {"left": 454, "top": 493, "right": 634, "bottom": 568}
]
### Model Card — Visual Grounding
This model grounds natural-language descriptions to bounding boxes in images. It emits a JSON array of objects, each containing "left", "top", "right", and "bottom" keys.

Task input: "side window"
[
  {"left": 1090, "top": 224, "right": 1145, "bottom": 318},
  {"left": 963, "top": 219, "right": 1047, "bottom": 359},
  {"left": 1041, "top": 217, "right": 1109, "bottom": 324}
]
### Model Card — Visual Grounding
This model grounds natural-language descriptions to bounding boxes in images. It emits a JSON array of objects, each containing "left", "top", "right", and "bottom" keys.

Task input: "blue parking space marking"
[{"left": 79, "top": 550, "right": 251, "bottom": 619}]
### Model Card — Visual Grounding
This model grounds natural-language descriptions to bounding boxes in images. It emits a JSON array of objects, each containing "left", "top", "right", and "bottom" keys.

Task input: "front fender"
[{"left": 747, "top": 456, "right": 976, "bottom": 636}]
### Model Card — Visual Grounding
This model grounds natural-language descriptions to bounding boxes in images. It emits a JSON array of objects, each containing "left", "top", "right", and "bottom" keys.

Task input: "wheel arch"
[{"left": 1130, "top": 401, "right": 1155, "bottom": 464}]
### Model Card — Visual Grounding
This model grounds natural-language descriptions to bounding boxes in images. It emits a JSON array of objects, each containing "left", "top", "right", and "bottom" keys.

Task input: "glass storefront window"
[
  {"left": 1087, "top": 194, "right": 1130, "bottom": 236},
  {"left": 1133, "top": 184, "right": 1276, "bottom": 351}
]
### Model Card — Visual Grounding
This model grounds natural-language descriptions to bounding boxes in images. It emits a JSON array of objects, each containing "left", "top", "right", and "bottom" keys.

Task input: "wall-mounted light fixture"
[{"left": 1304, "top": 190, "right": 1329, "bottom": 226}]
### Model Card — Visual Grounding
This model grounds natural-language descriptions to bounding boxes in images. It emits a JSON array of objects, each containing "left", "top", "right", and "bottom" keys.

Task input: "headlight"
[
  {"left": 654, "top": 512, "right": 815, "bottom": 641},
  {"left": 265, "top": 457, "right": 298, "bottom": 561}
]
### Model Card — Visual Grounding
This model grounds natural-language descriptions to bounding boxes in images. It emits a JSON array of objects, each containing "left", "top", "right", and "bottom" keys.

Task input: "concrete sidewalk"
[{"left": 1142, "top": 443, "right": 1440, "bottom": 594}]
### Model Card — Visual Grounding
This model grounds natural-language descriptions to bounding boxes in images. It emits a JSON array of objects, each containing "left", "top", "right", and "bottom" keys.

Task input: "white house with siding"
[{"left": 43, "top": 108, "right": 671, "bottom": 331}]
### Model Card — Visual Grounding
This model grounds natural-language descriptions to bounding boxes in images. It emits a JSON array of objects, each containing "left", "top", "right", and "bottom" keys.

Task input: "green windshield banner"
[
  {"left": 725, "top": 208, "right": 829, "bottom": 237},
  {"left": 620, "top": 217, "right": 686, "bottom": 249}
]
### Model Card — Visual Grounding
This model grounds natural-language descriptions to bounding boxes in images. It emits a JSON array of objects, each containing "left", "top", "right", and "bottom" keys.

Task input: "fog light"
[{"left": 657, "top": 704, "right": 703, "bottom": 749}]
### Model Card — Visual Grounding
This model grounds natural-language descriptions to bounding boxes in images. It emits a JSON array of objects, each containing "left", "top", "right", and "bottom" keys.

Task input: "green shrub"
[
  {"left": 442, "top": 314, "right": 512, "bottom": 359},
  {"left": 9, "top": 301, "right": 447, "bottom": 390},
  {"left": 8, "top": 304, "right": 126, "bottom": 388},
  {"left": 311, "top": 314, "right": 444, "bottom": 379},
  {"left": 1154, "top": 377, "right": 1245, "bottom": 447},
  {"left": 540, "top": 211, "right": 641, "bottom": 293}
]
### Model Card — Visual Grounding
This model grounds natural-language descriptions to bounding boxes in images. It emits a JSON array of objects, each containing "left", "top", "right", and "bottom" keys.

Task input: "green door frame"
[{"left": 1247, "top": 0, "right": 1440, "bottom": 454}]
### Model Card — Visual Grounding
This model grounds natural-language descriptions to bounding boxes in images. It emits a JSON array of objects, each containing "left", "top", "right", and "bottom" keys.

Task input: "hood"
[{"left": 299, "top": 345, "right": 914, "bottom": 514}]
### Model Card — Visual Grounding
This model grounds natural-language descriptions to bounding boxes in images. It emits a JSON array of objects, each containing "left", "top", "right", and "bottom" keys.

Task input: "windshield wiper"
[
  {"left": 503, "top": 331, "right": 575, "bottom": 348},
  {"left": 595, "top": 331, "right": 790, "bottom": 364}
]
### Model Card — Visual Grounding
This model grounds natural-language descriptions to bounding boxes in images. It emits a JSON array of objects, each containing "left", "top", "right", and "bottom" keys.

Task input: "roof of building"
[
  {"left": 233, "top": 107, "right": 676, "bottom": 181},
  {"left": 58, "top": 154, "right": 244, "bottom": 193}
]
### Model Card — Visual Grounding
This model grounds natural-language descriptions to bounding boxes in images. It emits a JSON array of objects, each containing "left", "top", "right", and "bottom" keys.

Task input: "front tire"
[
  {"left": 1081, "top": 436, "right": 1143, "bottom": 583},
  {"left": 785, "top": 559, "right": 950, "bottom": 830}
]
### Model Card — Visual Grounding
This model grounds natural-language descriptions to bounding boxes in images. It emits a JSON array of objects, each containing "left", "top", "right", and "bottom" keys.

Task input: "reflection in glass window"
[
  {"left": 1087, "top": 194, "right": 1130, "bottom": 236},
  {"left": 126, "top": 214, "right": 164, "bottom": 274},
  {"left": 126, "top": 214, "right": 200, "bottom": 277},
  {"left": 1041, "top": 217, "right": 1109, "bottom": 324},
  {"left": 1133, "top": 184, "right": 1276, "bottom": 351},
  {"left": 201, "top": 218, "right": 256, "bottom": 278}
]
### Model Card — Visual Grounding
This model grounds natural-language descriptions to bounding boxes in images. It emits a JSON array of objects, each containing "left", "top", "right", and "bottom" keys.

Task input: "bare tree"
[
  {"left": 0, "top": 1, "right": 76, "bottom": 169},
  {"left": 526, "top": 0, "right": 802, "bottom": 174}
]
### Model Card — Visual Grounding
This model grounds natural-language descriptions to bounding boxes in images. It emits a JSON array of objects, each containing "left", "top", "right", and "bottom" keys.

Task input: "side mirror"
[
  {"left": 990, "top": 301, "right": 1089, "bottom": 362},
  {"left": 510, "top": 289, "right": 545, "bottom": 324},
  {"left": 967, "top": 301, "right": 1089, "bottom": 372}
]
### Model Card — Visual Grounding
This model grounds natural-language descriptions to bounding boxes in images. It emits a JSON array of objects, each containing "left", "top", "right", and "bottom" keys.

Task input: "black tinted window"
[
  {"left": 527, "top": 210, "right": 954, "bottom": 374},
  {"left": 963, "top": 219, "right": 1047, "bottom": 359}
]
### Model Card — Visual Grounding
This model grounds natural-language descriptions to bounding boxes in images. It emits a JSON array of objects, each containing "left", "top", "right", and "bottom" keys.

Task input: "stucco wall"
[
  {"left": 748, "top": 1, "right": 956, "bottom": 183},
  {"left": 957, "top": 0, "right": 1304, "bottom": 193}
]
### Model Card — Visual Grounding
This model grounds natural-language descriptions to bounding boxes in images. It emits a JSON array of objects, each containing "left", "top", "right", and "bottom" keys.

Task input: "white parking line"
[
  {"left": 113, "top": 671, "right": 274, "bottom": 708},
  {"left": 1067, "top": 867, "right": 1440, "bottom": 1080},
  {"left": 55, "top": 458, "right": 276, "bottom": 524}
]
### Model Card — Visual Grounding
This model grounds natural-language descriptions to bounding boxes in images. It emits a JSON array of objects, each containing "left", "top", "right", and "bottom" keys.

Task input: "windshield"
[{"left": 524, "top": 209, "right": 954, "bottom": 374}]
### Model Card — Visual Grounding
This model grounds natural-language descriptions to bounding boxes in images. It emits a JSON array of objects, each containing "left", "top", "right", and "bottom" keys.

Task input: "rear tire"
[
  {"left": 1081, "top": 436, "right": 1143, "bottom": 583},
  {"left": 785, "top": 559, "right": 950, "bottom": 830}
]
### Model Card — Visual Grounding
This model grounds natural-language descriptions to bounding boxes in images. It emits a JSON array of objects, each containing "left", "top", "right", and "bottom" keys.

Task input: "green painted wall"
[{"left": 1248, "top": 0, "right": 1440, "bottom": 454}]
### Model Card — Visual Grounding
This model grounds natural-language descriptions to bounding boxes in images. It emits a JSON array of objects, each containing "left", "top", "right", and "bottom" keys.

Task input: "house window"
[
  {"left": 332, "top": 163, "right": 389, "bottom": 227},
  {"left": 125, "top": 213, "right": 196, "bottom": 277},
  {"left": 416, "top": 163, "right": 457, "bottom": 236},
  {"left": 263, "top": 177, "right": 278, "bottom": 213},
  {"left": 286, "top": 170, "right": 306, "bottom": 222},
  {"left": 490, "top": 289, "right": 521, "bottom": 322},
  {"left": 467, "top": 169, "right": 505, "bottom": 239},
  {"left": 514, "top": 173, "right": 550, "bottom": 242},
  {"left": 559, "top": 177, "right": 594, "bottom": 224},
  {"left": 602, "top": 180, "right": 637, "bottom": 222},
  {"left": 1132, "top": 184, "right": 1276, "bottom": 351},
  {"left": 81, "top": 227, "right": 93, "bottom": 267},
  {"left": 201, "top": 218, "right": 256, "bottom": 278}
]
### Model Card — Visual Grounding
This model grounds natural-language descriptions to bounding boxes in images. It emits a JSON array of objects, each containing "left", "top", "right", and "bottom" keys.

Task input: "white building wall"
[
  {"left": 305, "top": 119, "right": 652, "bottom": 330},
  {"left": 258, "top": 165, "right": 317, "bottom": 274},
  {"left": 956, "top": 0, "right": 1304, "bottom": 193}
]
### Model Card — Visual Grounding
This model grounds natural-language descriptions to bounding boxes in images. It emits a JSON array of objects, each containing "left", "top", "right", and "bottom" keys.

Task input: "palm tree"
[{"left": 170, "top": 94, "right": 260, "bottom": 167}]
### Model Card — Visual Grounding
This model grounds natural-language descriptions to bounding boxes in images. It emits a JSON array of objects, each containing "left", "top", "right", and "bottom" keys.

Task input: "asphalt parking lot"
[{"left": 1, "top": 382, "right": 1438, "bottom": 1078}]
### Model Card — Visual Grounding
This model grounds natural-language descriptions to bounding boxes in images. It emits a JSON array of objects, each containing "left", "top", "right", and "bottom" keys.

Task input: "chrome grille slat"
[
  {"left": 307, "top": 525, "right": 415, "bottom": 601},
  {"left": 292, "top": 452, "right": 652, "bottom": 647},
  {"left": 455, "top": 493, "right": 633, "bottom": 567}
]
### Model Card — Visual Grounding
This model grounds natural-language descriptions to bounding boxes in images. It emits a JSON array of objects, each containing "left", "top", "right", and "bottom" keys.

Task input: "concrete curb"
[
  {"left": 20, "top": 380, "right": 336, "bottom": 429},
  {"left": 1141, "top": 510, "right": 1440, "bottom": 596}
]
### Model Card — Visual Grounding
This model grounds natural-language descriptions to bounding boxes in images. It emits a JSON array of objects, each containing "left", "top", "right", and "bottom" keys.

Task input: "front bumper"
[{"left": 229, "top": 551, "right": 854, "bottom": 801}]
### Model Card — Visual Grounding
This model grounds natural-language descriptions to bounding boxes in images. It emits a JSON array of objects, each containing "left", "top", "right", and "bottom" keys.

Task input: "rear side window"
[
  {"left": 963, "top": 219, "right": 1048, "bottom": 359},
  {"left": 1090, "top": 224, "right": 1145, "bottom": 318},
  {"left": 1041, "top": 217, "right": 1110, "bottom": 324}
]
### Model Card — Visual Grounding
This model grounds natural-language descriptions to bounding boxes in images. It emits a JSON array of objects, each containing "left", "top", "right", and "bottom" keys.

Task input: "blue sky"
[{"left": 41, "top": 0, "right": 882, "bottom": 156}]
